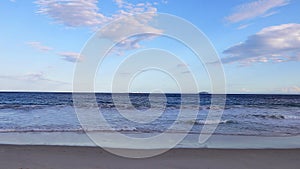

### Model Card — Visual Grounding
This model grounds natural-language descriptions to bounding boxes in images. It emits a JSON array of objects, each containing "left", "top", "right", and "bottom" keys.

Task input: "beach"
[{"left": 1, "top": 145, "right": 300, "bottom": 169}]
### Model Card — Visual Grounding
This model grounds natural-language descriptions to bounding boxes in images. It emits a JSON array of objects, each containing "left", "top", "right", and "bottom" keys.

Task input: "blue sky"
[{"left": 0, "top": 0, "right": 300, "bottom": 94}]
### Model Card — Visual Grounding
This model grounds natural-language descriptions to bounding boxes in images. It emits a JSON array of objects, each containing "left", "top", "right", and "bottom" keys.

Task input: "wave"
[
  {"left": 197, "top": 119, "right": 237, "bottom": 125},
  {"left": 0, "top": 104, "right": 45, "bottom": 110},
  {"left": 205, "top": 106, "right": 226, "bottom": 110},
  {"left": 0, "top": 128, "right": 163, "bottom": 134},
  {"left": 252, "top": 114, "right": 285, "bottom": 120},
  {"left": 0, "top": 128, "right": 84, "bottom": 133},
  {"left": 182, "top": 119, "right": 237, "bottom": 125},
  {"left": 284, "top": 115, "right": 300, "bottom": 120}
]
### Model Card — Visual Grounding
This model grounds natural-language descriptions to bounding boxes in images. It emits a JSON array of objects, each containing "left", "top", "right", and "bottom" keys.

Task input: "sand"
[{"left": 1, "top": 145, "right": 300, "bottom": 169}]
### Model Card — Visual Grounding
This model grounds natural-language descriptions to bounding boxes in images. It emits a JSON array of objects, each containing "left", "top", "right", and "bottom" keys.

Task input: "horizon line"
[{"left": 0, "top": 90, "right": 299, "bottom": 95}]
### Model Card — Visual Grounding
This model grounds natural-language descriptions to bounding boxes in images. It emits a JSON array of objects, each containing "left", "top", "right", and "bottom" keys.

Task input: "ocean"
[{"left": 0, "top": 92, "right": 300, "bottom": 148}]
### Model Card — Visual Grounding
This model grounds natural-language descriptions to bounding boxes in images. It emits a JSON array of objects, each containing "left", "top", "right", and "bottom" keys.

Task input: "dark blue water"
[{"left": 0, "top": 92, "right": 299, "bottom": 136}]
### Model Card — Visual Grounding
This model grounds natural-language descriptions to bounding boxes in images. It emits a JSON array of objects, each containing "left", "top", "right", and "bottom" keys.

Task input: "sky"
[{"left": 0, "top": 0, "right": 300, "bottom": 94}]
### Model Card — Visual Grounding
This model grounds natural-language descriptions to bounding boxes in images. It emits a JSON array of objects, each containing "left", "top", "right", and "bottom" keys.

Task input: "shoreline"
[
  {"left": 2, "top": 132, "right": 300, "bottom": 149},
  {"left": 1, "top": 144, "right": 300, "bottom": 169}
]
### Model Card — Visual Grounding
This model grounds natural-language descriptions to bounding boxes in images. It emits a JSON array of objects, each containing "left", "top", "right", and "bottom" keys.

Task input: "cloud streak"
[
  {"left": 26, "top": 41, "right": 53, "bottom": 52},
  {"left": 0, "top": 72, "right": 70, "bottom": 91},
  {"left": 26, "top": 41, "right": 82, "bottom": 63},
  {"left": 58, "top": 52, "right": 83, "bottom": 63},
  {"left": 225, "top": 0, "right": 289, "bottom": 23},
  {"left": 0, "top": 72, "right": 68, "bottom": 85},
  {"left": 222, "top": 23, "right": 300, "bottom": 65},
  {"left": 281, "top": 86, "right": 300, "bottom": 94}
]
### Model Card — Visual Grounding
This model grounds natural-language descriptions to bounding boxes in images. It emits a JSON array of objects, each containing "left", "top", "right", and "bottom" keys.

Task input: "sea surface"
[{"left": 0, "top": 92, "right": 300, "bottom": 137}]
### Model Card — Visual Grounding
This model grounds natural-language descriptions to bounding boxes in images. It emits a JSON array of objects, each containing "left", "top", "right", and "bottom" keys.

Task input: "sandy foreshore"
[{"left": 1, "top": 145, "right": 300, "bottom": 169}]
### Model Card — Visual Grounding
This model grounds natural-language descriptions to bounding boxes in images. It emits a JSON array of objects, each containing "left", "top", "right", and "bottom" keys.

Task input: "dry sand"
[{"left": 1, "top": 145, "right": 300, "bottom": 169}]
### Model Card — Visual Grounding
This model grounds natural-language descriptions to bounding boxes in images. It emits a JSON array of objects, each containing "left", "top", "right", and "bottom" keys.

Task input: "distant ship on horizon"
[{"left": 199, "top": 91, "right": 210, "bottom": 95}]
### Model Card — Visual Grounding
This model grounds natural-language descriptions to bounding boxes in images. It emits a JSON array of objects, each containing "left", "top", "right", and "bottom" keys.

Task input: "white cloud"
[
  {"left": 34, "top": 0, "right": 159, "bottom": 30},
  {"left": 35, "top": 0, "right": 107, "bottom": 27},
  {"left": 102, "top": 26, "right": 162, "bottom": 55},
  {"left": 114, "top": 0, "right": 126, "bottom": 8},
  {"left": 99, "top": 1, "right": 162, "bottom": 52},
  {"left": 222, "top": 23, "right": 300, "bottom": 65},
  {"left": 58, "top": 52, "right": 83, "bottom": 62},
  {"left": 27, "top": 41, "right": 53, "bottom": 52},
  {"left": 225, "top": 0, "right": 289, "bottom": 23},
  {"left": 35, "top": 0, "right": 161, "bottom": 52}
]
